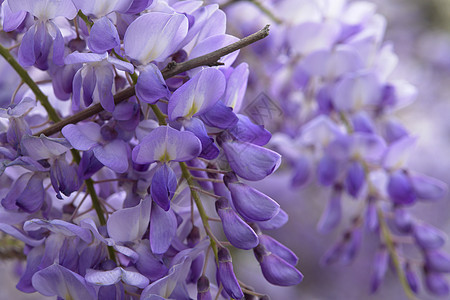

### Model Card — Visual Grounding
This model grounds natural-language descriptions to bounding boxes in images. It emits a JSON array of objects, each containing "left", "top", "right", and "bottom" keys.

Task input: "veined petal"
[
  {"left": 151, "top": 164, "right": 177, "bottom": 211},
  {"left": 72, "top": 0, "right": 133, "bottom": 17},
  {"left": 62, "top": 122, "right": 101, "bottom": 151},
  {"left": 149, "top": 204, "right": 177, "bottom": 254},
  {"left": 168, "top": 68, "right": 226, "bottom": 120},
  {"left": 24, "top": 219, "right": 92, "bottom": 243},
  {"left": 87, "top": 16, "right": 120, "bottom": 53},
  {"left": 215, "top": 197, "right": 258, "bottom": 250},
  {"left": 32, "top": 264, "right": 96, "bottom": 300},
  {"left": 132, "top": 126, "right": 201, "bottom": 164},
  {"left": 124, "top": 12, "right": 188, "bottom": 64},
  {"left": 107, "top": 198, "right": 151, "bottom": 243},
  {"left": 93, "top": 138, "right": 129, "bottom": 173},
  {"left": 225, "top": 175, "right": 280, "bottom": 222},
  {"left": 221, "top": 139, "right": 281, "bottom": 181},
  {"left": 136, "top": 64, "right": 170, "bottom": 104},
  {"left": 8, "top": 0, "right": 77, "bottom": 20}
]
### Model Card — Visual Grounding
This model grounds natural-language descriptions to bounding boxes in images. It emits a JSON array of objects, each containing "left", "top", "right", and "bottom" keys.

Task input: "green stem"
[
  {"left": 377, "top": 207, "right": 417, "bottom": 300},
  {"left": 0, "top": 44, "right": 116, "bottom": 262},
  {"left": 77, "top": 10, "right": 93, "bottom": 28},
  {"left": 180, "top": 162, "right": 218, "bottom": 260},
  {"left": 0, "top": 44, "right": 61, "bottom": 123}
]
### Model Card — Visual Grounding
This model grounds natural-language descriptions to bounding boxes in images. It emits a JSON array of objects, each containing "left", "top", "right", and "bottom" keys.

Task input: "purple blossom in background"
[{"left": 0, "top": 0, "right": 448, "bottom": 299}]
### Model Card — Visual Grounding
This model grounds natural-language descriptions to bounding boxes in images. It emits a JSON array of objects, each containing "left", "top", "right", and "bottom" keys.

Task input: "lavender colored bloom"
[
  {"left": 85, "top": 267, "right": 149, "bottom": 288},
  {"left": 32, "top": 264, "right": 96, "bottom": 300},
  {"left": 224, "top": 173, "right": 280, "bottom": 222},
  {"left": 197, "top": 275, "right": 212, "bottom": 300},
  {"left": 1, "top": 172, "right": 44, "bottom": 213},
  {"left": 217, "top": 247, "right": 243, "bottom": 299},
  {"left": 413, "top": 223, "right": 446, "bottom": 250},
  {"left": 135, "top": 64, "right": 170, "bottom": 104},
  {"left": 168, "top": 67, "right": 226, "bottom": 121},
  {"left": 219, "top": 137, "right": 281, "bottom": 181},
  {"left": 425, "top": 271, "right": 450, "bottom": 296},
  {"left": 215, "top": 197, "right": 259, "bottom": 250},
  {"left": 253, "top": 244, "right": 303, "bottom": 286},
  {"left": 9, "top": 0, "right": 77, "bottom": 69},
  {"left": 132, "top": 125, "right": 201, "bottom": 164},
  {"left": 317, "top": 189, "right": 342, "bottom": 234},
  {"left": 370, "top": 247, "right": 389, "bottom": 293},
  {"left": 387, "top": 170, "right": 416, "bottom": 205},
  {"left": 62, "top": 122, "right": 130, "bottom": 173},
  {"left": 149, "top": 202, "right": 177, "bottom": 255},
  {"left": 124, "top": 12, "right": 188, "bottom": 64},
  {"left": 64, "top": 52, "right": 134, "bottom": 112}
]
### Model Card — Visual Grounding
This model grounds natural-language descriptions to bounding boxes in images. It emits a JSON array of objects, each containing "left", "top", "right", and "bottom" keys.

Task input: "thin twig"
[
  {"left": 190, "top": 186, "right": 222, "bottom": 199},
  {"left": 36, "top": 25, "right": 270, "bottom": 137}
]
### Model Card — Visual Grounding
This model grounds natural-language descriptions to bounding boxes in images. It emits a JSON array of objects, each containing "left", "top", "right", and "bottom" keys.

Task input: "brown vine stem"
[{"left": 36, "top": 24, "right": 270, "bottom": 137}]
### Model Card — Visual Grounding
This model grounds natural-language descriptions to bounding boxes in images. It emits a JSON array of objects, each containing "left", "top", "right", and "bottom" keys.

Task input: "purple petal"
[
  {"left": 225, "top": 175, "right": 280, "bottom": 222},
  {"left": 107, "top": 198, "right": 151, "bottom": 243},
  {"left": 2, "top": 172, "right": 44, "bottom": 213},
  {"left": 217, "top": 247, "right": 243, "bottom": 300},
  {"left": 317, "top": 155, "right": 339, "bottom": 186},
  {"left": 220, "top": 139, "right": 281, "bottom": 181},
  {"left": 149, "top": 204, "right": 177, "bottom": 254},
  {"left": 87, "top": 16, "right": 120, "bottom": 53},
  {"left": 65, "top": 52, "right": 106, "bottom": 65},
  {"left": 411, "top": 173, "right": 448, "bottom": 201},
  {"left": 95, "top": 64, "right": 115, "bottom": 112},
  {"left": 387, "top": 170, "right": 416, "bottom": 205},
  {"left": 51, "top": 22, "right": 64, "bottom": 65},
  {"left": 370, "top": 247, "right": 388, "bottom": 293},
  {"left": 426, "top": 272, "right": 450, "bottom": 296},
  {"left": 182, "top": 118, "right": 219, "bottom": 160},
  {"left": 257, "top": 209, "right": 289, "bottom": 230},
  {"left": 413, "top": 223, "right": 446, "bottom": 250},
  {"left": 85, "top": 268, "right": 122, "bottom": 286},
  {"left": 124, "top": 12, "right": 188, "bottom": 64},
  {"left": 0, "top": 224, "right": 44, "bottom": 246},
  {"left": 18, "top": 25, "right": 36, "bottom": 67},
  {"left": 93, "top": 139, "right": 129, "bottom": 173},
  {"left": 168, "top": 68, "right": 226, "bottom": 120},
  {"left": 345, "top": 161, "right": 365, "bottom": 198},
  {"left": 317, "top": 191, "right": 342, "bottom": 234},
  {"left": 254, "top": 245, "right": 303, "bottom": 286},
  {"left": 2, "top": 2, "right": 27, "bottom": 32},
  {"left": 21, "top": 134, "right": 71, "bottom": 160},
  {"left": 9, "top": 0, "right": 77, "bottom": 19},
  {"left": 200, "top": 100, "right": 239, "bottom": 130},
  {"left": 31, "top": 264, "right": 96, "bottom": 300},
  {"left": 151, "top": 164, "right": 177, "bottom": 211},
  {"left": 62, "top": 122, "right": 101, "bottom": 151},
  {"left": 215, "top": 197, "right": 259, "bottom": 250},
  {"left": 132, "top": 126, "right": 201, "bottom": 164},
  {"left": 425, "top": 250, "right": 450, "bottom": 273},
  {"left": 24, "top": 219, "right": 92, "bottom": 243},
  {"left": 223, "top": 63, "right": 249, "bottom": 112},
  {"left": 259, "top": 234, "right": 298, "bottom": 266},
  {"left": 228, "top": 114, "right": 272, "bottom": 146},
  {"left": 134, "top": 240, "right": 168, "bottom": 281},
  {"left": 136, "top": 64, "right": 170, "bottom": 104}
]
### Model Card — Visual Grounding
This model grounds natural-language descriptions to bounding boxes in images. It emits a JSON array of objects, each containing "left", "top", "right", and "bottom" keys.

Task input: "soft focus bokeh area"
[
  {"left": 3, "top": 0, "right": 450, "bottom": 299},
  {"left": 230, "top": 0, "right": 450, "bottom": 299}
]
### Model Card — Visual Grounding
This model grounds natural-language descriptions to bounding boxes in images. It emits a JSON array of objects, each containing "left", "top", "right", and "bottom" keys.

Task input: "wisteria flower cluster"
[
  {"left": 0, "top": 0, "right": 304, "bottom": 299},
  {"left": 220, "top": 0, "right": 450, "bottom": 297}
]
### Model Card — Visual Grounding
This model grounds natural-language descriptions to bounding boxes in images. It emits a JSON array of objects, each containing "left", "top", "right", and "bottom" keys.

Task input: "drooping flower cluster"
[
  {"left": 220, "top": 0, "right": 450, "bottom": 297},
  {"left": 0, "top": 0, "right": 303, "bottom": 299}
]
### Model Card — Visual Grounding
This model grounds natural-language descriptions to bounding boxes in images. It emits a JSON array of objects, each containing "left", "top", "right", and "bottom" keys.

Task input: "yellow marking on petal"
[
  {"left": 185, "top": 102, "right": 198, "bottom": 118},
  {"left": 159, "top": 149, "right": 172, "bottom": 163},
  {"left": 65, "top": 293, "right": 74, "bottom": 300}
]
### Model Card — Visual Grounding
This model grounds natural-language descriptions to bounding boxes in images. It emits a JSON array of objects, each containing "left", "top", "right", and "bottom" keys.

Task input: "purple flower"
[
  {"left": 62, "top": 122, "right": 130, "bottom": 173},
  {"left": 215, "top": 197, "right": 259, "bottom": 250},
  {"left": 32, "top": 264, "right": 96, "bottom": 300}
]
